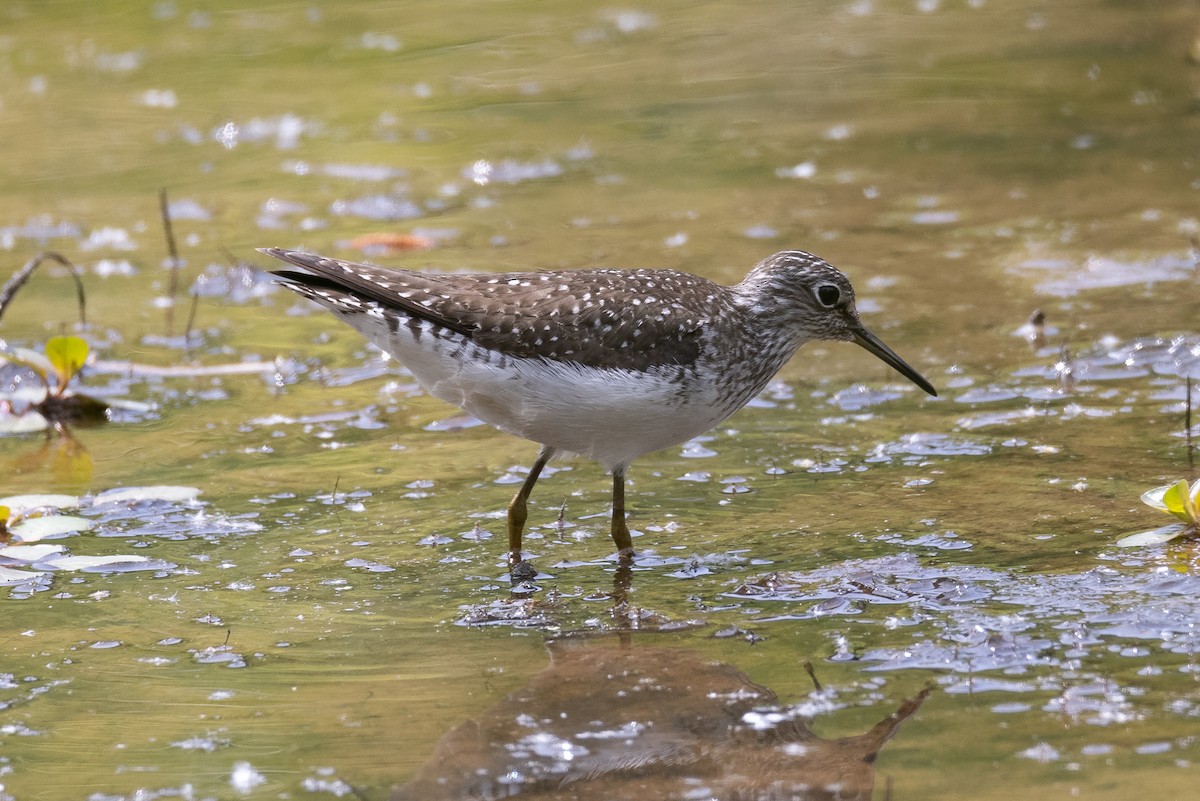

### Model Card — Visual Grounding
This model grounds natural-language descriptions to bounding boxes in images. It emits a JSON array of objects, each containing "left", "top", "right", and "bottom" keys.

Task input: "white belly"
[{"left": 346, "top": 308, "right": 731, "bottom": 470}]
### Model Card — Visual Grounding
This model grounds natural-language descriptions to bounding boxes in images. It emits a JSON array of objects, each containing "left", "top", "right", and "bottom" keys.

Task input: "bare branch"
[{"left": 0, "top": 251, "right": 87, "bottom": 326}]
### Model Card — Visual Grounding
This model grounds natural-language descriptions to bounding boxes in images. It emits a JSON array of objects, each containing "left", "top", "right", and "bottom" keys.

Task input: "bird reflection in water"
[{"left": 395, "top": 571, "right": 929, "bottom": 800}]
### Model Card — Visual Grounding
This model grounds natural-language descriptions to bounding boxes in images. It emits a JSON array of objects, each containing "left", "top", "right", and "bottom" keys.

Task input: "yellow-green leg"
[
  {"left": 611, "top": 465, "right": 634, "bottom": 560},
  {"left": 507, "top": 445, "right": 554, "bottom": 569}
]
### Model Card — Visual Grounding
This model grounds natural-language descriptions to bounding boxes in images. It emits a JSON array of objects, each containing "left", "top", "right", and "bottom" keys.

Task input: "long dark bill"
[{"left": 852, "top": 327, "right": 938, "bottom": 397}]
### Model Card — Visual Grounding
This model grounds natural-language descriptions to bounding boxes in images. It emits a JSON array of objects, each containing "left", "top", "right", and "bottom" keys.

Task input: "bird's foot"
[{"left": 509, "top": 559, "right": 538, "bottom": 582}]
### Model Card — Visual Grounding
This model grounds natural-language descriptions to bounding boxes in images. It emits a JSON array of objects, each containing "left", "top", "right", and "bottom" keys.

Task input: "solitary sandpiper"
[{"left": 263, "top": 248, "right": 936, "bottom": 574}]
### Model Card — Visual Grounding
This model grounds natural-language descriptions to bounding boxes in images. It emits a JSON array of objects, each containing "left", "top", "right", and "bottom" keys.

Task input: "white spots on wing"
[{"left": 280, "top": 257, "right": 749, "bottom": 373}]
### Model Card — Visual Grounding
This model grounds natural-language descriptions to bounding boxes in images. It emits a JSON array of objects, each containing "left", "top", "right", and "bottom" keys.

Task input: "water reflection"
[{"left": 396, "top": 615, "right": 927, "bottom": 799}]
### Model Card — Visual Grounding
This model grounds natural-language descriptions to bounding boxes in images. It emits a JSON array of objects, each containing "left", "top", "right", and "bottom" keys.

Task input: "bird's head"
[{"left": 734, "top": 251, "right": 937, "bottom": 397}]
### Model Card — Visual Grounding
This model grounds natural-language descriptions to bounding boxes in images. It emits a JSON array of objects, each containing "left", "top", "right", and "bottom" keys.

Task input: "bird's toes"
[{"left": 509, "top": 559, "right": 538, "bottom": 582}]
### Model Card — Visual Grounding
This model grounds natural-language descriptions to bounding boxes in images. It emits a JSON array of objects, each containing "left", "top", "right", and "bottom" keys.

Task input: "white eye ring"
[{"left": 814, "top": 284, "right": 841, "bottom": 308}]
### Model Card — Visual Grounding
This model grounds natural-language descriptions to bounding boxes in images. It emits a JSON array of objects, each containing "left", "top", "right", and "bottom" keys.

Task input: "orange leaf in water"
[{"left": 347, "top": 233, "right": 433, "bottom": 254}]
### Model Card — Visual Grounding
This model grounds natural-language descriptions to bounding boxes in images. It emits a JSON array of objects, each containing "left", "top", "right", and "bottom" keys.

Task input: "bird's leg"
[
  {"left": 610, "top": 465, "right": 634, "bottom": 561},
  {"left": 507, "top": 445, "right": 554, "bottom": 570}
]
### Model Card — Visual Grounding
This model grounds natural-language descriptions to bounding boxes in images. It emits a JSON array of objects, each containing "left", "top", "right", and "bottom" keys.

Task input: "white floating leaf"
[
  {"left": 0, "top": 494, "right": 80, "bottom": 514},
  {"left": 107, "top": 397, "right": 156, "bottom": 413},
  {"left": 10, "top": 515, "right": 94, "bottom": 542},
  {"left": 1116, "top": 524, "right": 1191, "bottom": 547},
  {"left": 0, "top": 565, "right": 48, "bottom": 585},
  {"left": 0, "top": 345, "right": 55, "bottom": 381},
  {"left": 1140, "top": 483, "right": 1171, "bottom": 510},
  {"left": 0, "top": 385, "right": 48, "bottom": 404},
  {"left": 0, "top": 543, "right": 65, "bottom": 562},
  {"left": 92, "top": 486, "right": 202, "bottom": 505},
  {"left": 43, "top": 554, "right": 151, "bottom": 571},
  {"left": 0, "top": 411, "right": 50, "bottom": 434}
]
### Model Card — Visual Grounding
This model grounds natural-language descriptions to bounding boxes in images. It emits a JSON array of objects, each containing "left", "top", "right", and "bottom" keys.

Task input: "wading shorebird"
[{"left": 263, "top": 248, "right": 936, "bottom": 575}]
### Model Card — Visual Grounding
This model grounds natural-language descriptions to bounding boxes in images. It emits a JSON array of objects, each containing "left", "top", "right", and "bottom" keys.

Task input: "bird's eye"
[{"left": 815, "top": 284, "right": 841, "bottom": 307}]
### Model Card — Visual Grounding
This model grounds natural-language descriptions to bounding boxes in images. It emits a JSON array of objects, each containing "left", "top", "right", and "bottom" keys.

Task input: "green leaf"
[
  {"left": 1142, "top": 480, "right": 1197, "bottom": 523},
  {"left": 1163, "top": 479, "right": 1198, "bottom": 523},
  {"left": 0, "top": 505, "right": 9, "bottom": 524},
  {"left": 45, "top": 335, "right": 89, "bottom": 394}
]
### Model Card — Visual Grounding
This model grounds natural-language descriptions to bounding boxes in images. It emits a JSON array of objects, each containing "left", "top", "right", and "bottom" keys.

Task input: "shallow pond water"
[{"left": 3, "top": 1, "right": 1200, "bottom": 799}]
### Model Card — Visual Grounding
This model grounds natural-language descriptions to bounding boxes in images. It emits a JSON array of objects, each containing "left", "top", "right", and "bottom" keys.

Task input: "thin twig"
[
  {"left": 160, "top": 188, "right": 181, "bottom": 333},
  {"left": 1188, "top": 377, "right": 1194, "bottom": 476},
  {"left": 802, "top": 659, "right": 822, "bottom": 691},
  {"left": 0, "top": 251, "right": 86, "bottom": 325},
  {"left": 183, "top": 291, "right": 200, "bottom": 356}
]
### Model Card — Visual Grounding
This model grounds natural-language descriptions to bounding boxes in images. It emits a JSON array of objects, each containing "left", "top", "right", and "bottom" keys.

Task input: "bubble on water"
[
  {"left": 955, "top": 386, "right": 1021, "bottom": 404},
  {"left": 681, "top": 439, "right": 718, "bottom": 459},
  {"left": 868, "top": 432, "right": 992, "bottom": 462},
  {"left": 828, "top": 384, "right": 904, "bottom": 411},
  {"left": 465, "top": 158, "right": 564, "bottom": 186},
  {"left": 775, "top": 162, "right": 817, "bottom": 179},
  {"left": 345, "top": 558, "right": 396, "bottom": 573},
  {"left": 330, "top": 194, "right": 422, "bottom": 221},
  {"left": 1018, "top": 742, "right": 1061, "bottom": 763},
  {"left": 230, "top": 761, "right": 266, "bottom": 792},
  {"left": 1012, "top": 252, "right": 1195, "bottom": 297}
]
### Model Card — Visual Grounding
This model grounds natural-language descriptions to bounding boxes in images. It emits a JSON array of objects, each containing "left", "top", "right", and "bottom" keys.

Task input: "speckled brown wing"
[{"left": 263, "top": 248, "right": 709, "bottom": 371}]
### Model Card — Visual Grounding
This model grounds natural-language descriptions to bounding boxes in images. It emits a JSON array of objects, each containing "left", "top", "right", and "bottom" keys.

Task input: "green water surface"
[{"left": 3, "top": 1, "right": 1200, "bottom": 799}]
